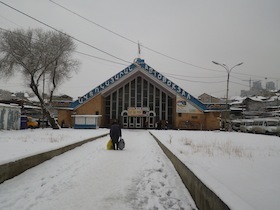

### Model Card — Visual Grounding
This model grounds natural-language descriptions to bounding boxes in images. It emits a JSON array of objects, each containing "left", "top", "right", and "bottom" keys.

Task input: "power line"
[
  {"left": 165, "top": 74, "right": 225, "bottom": 84},
  {"left": 230, "top": 81, "right": 250, "bottom": 88},
  {"left": 0, "top": 1, "right": 131, "bottom": 64},
  {"left": 49, "top": 0, "right": 223, "bottom": 73},
  {"left": 0, "top": 26, "right": 247, "bottom": 86},
  {"left": 208, "top": 89, "right": 228, "bottom": 95},
  {"left": 74, "top": 51, "right": 127, "bottom": 66},
  {"left": 48, "top": 0, "right": 280, "bottom": 81},
  {"left": 232, "top": 71, "right": 280, "bottom": 80},
  {"left": 231, "top": 75, "right": 246, "bottom": 81},
  {"left": 0, "top": 27, "right": 251, "bottom": 84},
  {"left": 0, "top": 27, "right": 127, "bottom": 67},
  {"left": 3, "top": 0, "right": 279, "bottom": 84},
  {"left": 0, "top": 14, "right": 22, "bottom": 27},
  {"left": 165, "top": 73, "right": 250, "bottom": 88},
  {"left": 163, "top": 72, "right": 225, "bottom": 79},
  {"left": 49, "top": 0, "right": 137, "bottom": 45},
  {"left": 142, "top": 45, "right": 222, "bottom": 72}
]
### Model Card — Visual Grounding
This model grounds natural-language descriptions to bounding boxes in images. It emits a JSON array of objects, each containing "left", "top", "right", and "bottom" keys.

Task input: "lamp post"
[{"left": 212, "top": 61, "right": 243, "bottom": 131}]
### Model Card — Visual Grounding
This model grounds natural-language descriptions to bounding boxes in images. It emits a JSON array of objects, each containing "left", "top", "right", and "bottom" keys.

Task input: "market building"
[{"left": 58, "top": 58, "right": 225, "bottom": 130}]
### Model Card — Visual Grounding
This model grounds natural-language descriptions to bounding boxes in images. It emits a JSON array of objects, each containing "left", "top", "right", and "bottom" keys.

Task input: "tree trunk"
[
  {"left": 30, "top": 77, "right": 59, "bottom": 129},
  {"left": 43, "top": 106, "right": 59, "bottom": 129}
]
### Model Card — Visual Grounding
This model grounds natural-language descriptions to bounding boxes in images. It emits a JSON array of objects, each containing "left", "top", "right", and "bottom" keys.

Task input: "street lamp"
[{"left": 212, "top": 61, "right": 243, "bottom": 131}]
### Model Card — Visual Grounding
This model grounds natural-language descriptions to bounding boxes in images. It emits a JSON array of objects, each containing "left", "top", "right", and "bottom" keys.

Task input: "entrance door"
[
  {"left": 128, "top": 117, "right": 142, "bottom": 128},
  {"left": 123, "top": 116, "right": 128, "bottom": 128},
  {"left": 121, "top": 110, "right": 156, "bottom": 129},
  {"left": 129, "top": 117, "right": 134, "bottom": 128},
  {"left": 136, "top": 117, "right": 141, "bottom": 128},
  {"left": 148, "top": 111, "right": 156, "bottom": 128},
  {"left": 121, "top": 111, "right": 128, "bottom": 128}
]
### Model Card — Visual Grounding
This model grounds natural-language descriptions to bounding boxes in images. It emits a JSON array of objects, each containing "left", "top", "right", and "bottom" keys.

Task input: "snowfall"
[{"left": 0, "top": 128, "right": 279, "bottom": 210}]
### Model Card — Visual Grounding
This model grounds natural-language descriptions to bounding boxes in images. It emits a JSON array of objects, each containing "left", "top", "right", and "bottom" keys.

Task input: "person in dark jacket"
[{"left": 110, "top": 120, "right": 122, "bottom": 150}]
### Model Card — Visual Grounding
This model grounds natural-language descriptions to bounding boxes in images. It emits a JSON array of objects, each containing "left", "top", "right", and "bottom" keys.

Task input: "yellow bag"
[{"left": 107, "top": 139, "right": 113, "bottom": 150}]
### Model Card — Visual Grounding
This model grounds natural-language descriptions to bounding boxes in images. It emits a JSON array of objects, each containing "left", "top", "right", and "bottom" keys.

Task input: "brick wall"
[
  {"left": 75, "top": 94, "right": 106, "bottom": 127},
  {"left": 57, "top": 109, "right": 73, "bottom": 128},
  {"left": 174, "top": 112, "right": 220, "bottom": 130}
]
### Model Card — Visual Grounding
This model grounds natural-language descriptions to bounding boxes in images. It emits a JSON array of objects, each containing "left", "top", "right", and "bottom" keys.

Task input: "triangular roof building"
[{"left": 59, "top": 59, "right": 224, "bottom": 129}]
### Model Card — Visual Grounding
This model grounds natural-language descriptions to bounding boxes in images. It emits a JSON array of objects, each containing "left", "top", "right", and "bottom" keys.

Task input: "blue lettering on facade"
[
  {"left": 177, "top": 87, "right": 180, "bottom": 93},
  {"left": 88, "top": 91, "right": 93, "bottom": 97},
  {"left": 139, "top": 62, "right": 206, "bottom": 110},
  {"left": 71, "top": 63, "right": 137, "bottom": 108},
  {"left": 71, "top": 59, "right": 224, "bottom": 111}
]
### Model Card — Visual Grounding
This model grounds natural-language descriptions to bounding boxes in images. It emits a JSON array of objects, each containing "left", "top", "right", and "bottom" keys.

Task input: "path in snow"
[{"left": 0, "top": 130, "right": 197, "bottom": 210}]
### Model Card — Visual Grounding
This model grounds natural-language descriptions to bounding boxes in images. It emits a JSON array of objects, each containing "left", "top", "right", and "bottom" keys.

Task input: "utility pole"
[
  {"left": 42, "top": 72, "right": 45, "bottom": 128},
  {"left": 212, "top": 61, "right": 243, "bottom": 131}
]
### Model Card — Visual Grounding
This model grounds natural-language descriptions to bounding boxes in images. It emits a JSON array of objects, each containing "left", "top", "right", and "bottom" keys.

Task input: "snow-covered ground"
[
  {"left": 151, "top": 130, "right": 280, "bottom": 210},
  {"left": 0, "top": 129, "right": 196, "bottom": 210},
  {"left": 0, "top": 128, "right": 280, "bottom": 210},
  {"left": 0, "top": 128, "right": 109, "bottom": 164}
]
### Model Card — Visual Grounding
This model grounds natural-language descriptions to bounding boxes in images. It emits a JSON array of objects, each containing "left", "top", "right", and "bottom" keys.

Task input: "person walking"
[{"left": 110, "top": 120, "right": 122, "bottom": 150}]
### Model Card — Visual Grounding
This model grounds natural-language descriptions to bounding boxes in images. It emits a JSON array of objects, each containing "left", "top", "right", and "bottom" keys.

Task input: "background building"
[{"left": 198, "top": 93, "right": 223, "bottom": 103}]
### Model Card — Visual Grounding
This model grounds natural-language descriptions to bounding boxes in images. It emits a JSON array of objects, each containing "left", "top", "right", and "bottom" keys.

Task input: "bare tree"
[{"left": 0, "top": 28, "right": 79, "bottom": 129}]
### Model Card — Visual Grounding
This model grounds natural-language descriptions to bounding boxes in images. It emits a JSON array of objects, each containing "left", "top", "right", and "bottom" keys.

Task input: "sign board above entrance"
[{"left": 128, "top": 107, "right": 149, "bottom": 117}]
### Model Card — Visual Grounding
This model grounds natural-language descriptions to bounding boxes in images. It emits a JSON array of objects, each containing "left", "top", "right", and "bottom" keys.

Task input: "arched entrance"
[{"left": 121, "top": 109, "right": 156, "bottom": 129}]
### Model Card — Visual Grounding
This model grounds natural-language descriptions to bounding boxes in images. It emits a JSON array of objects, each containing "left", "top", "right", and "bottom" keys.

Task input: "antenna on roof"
[{"left": 138, "top": 41, "right": 141, "bottom": 58}]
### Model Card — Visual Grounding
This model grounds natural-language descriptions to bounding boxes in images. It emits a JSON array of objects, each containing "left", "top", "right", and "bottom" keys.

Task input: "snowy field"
[
  {"left": 0, "top": 128, "right": 109, "bottom": 164},
  {"left": 0, "top": 128, "right": 280, "bottom": 210},
  {"left": 0, "top": 129, "right": 196, "bottom": 210},
  {"left": 151, "top": 130, "right": 280, "bottom": 210}
]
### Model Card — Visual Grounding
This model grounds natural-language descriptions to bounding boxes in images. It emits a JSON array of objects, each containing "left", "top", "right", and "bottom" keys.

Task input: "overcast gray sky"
[{"left": 0, "top": 0, "right": 280, "bottom": 99}]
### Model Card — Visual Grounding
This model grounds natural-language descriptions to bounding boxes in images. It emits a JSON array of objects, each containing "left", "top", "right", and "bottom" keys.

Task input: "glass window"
[
  {"left": 118, "top": 87, "right": 123, "bottom": 114},
  {"left": 162, "top": 92, "right": 166, "bottom": 112},
  {"left": 267, "top": 121, "right": 277, "bottom": 126},
  {"left": 124, "top": 83, "right": 129, "bottom": 109},
  {"left": 131, "top": 79, "right": 135, "bottom": 107},
  {"left": 131, "top": 79, "right": 135, "bottom": 97}
]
